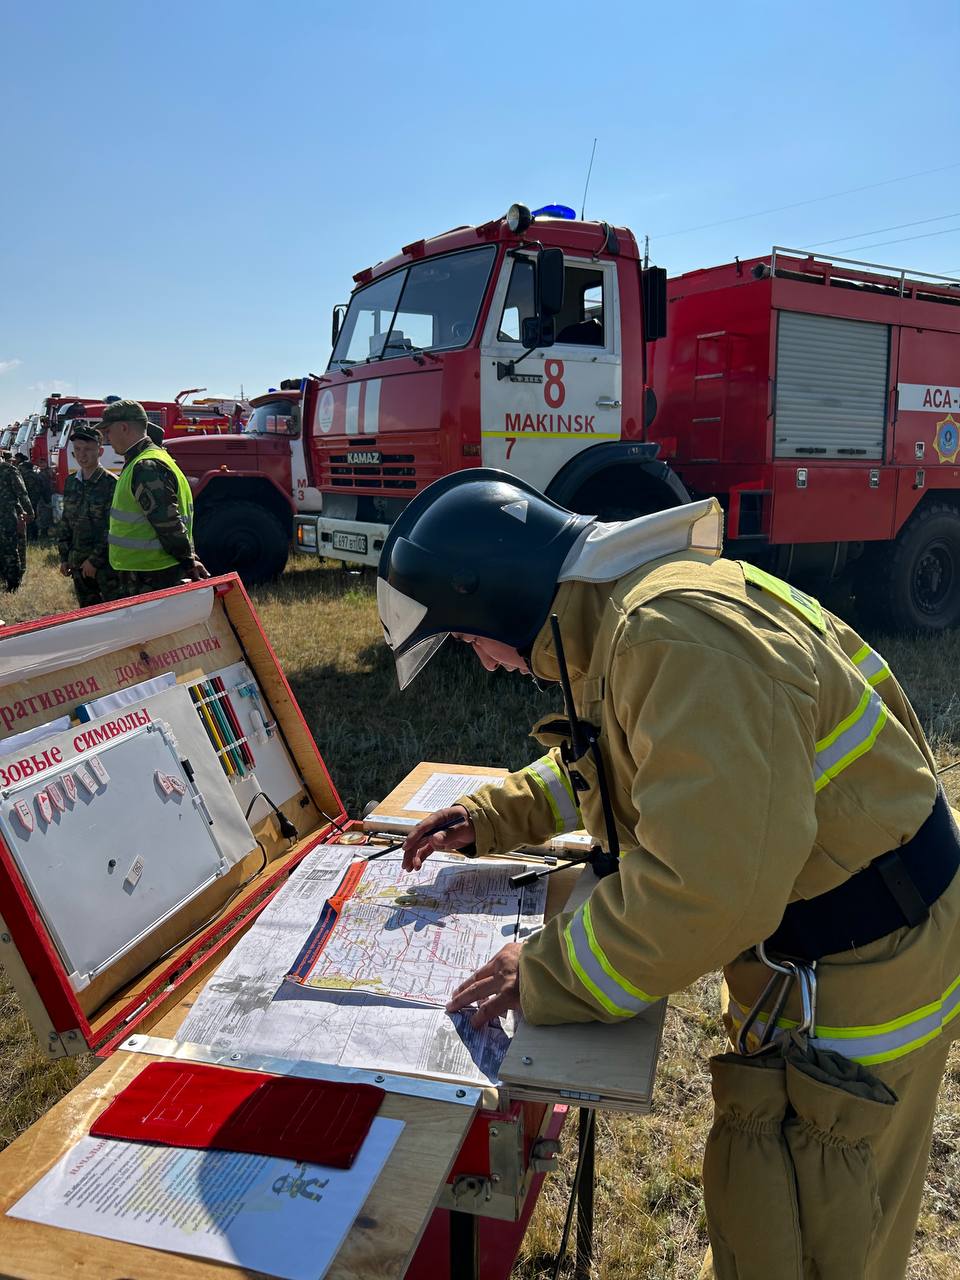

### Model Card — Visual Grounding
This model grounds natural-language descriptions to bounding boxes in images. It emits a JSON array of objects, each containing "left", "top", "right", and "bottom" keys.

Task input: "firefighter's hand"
[
  {"left": 80, "top": 559, "right": 97, "bottom": 579},
  {"left": 402, "top": 805, "right": 475, "bottom": 872},
  {"left": 446, "top": 943, "right": 522, "bottom": 1027},
  {"left": 58, "top": 562, "right": 71, "bottom": 577}
]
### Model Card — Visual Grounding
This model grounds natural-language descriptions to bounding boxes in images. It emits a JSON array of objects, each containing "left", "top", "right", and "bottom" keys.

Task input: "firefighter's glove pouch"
[
  {"left": 704, "top": 1035, "right": 900, "bottom": 1280},
  {"left": 702, "top": 1048, "right": 803, "bottom": 1280},
  {"left": 782, "top": 1033, "right": 898, "bottom": 1279}
]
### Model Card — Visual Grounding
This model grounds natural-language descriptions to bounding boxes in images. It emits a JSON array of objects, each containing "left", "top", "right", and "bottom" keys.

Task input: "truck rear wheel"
[
  {"left": 857, "top": 503, "right": 960, "bottom": 632},
  {"left": 194, "top": 500, "right": 289, "bottom": 585}
]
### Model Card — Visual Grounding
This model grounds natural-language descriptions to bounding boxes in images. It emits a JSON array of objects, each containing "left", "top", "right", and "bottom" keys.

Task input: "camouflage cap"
[
  {"left": 100, "top": 399, "right": 149, "bottom": 431},
  {"left": 71, "top": 424, "right": 102, "bottom": 444}
]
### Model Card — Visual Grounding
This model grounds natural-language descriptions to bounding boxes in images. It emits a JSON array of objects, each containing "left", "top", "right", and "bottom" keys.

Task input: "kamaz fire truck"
[{"left": 168, "top": 205, "right": 960, "bottom": 631}]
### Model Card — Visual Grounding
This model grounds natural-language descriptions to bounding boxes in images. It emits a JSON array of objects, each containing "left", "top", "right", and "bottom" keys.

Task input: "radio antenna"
[{"left": 580, "top": 137, "right": 598, "bottom": 220}]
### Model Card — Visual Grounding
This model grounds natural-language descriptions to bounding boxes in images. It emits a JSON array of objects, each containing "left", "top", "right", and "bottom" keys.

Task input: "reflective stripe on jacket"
[
  {"left": 457, "top": 555, "right": 960, "bottom": 1067},
  {"left": 108, "top": 445, "right": 194, "bottom": 571}
]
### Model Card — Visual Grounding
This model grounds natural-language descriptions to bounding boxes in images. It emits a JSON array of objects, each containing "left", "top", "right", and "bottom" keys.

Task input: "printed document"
[
  {"left": 8, "top": 1119, "right": 403, "bottom": 1280},
  {"left": 403, "top": 771, "right": 504, "bottom": 811},
  {"left": 177, "top": 843, "right": 545, "bottom": 1086}
]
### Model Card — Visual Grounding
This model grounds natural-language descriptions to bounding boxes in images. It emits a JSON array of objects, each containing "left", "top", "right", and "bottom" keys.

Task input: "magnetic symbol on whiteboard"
[
  {"left": 76, "top": 765, "right": 97, "bottom": 796},
  {"left": 62, "top": 773, "right": 78, "bottom": 804},
  {"left": 47, "top": 781, "right": 66, "bottom": 813},
  {"left": 124, "top": 855, "right": 145, "bottom": 890},
  {"left": 35, "top": 791, "right": 53, "bottom": 825},
  {"left": 13, "top": 800, "right": 34, "bottom": 834},
  {"left": 88, "top": 757, "right": 109, "bottom": 787}
]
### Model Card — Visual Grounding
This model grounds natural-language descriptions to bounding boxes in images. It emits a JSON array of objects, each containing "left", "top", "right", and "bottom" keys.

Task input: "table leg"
[
  {"left": 449, "top": 1207, "right": 479, "bottom": 1280},
  {"left": 574, "top": 1107, "right": 595, "bottom": 1280}
]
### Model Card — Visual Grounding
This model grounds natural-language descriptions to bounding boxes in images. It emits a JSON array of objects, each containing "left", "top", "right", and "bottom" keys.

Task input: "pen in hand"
[{"left": 362, "top": 814, "right": 467, "bottom": 863}]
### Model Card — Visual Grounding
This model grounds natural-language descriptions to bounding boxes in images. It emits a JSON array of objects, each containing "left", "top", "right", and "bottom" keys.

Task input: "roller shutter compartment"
[{"left": 774, "top": 311, "right": 888, "bottom": 459}]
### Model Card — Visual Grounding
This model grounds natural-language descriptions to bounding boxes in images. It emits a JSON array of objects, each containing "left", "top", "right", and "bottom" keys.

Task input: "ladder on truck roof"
[{"left": 766, "top": 246, "right": 960, "bottom": 305}]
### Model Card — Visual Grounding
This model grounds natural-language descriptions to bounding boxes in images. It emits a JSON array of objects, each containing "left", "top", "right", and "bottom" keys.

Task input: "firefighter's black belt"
[{"left": 767, "top": 786, "right": 959, "bottom": 963}]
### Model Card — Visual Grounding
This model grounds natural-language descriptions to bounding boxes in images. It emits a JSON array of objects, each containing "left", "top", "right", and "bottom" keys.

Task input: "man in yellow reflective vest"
[
  {"left": 102, "top": 400, "right": 209, "bottom": 597},
  {"left": 377, "top": 469, "right": 960, "bottom": 1280}
]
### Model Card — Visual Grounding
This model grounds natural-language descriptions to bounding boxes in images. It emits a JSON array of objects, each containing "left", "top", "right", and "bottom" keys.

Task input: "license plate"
[
  {"left": 332, "top": 531, "right": 368, "bottom": 555},
  {"left": 347, "top": 450, "right": 381, "bottom": 465}
]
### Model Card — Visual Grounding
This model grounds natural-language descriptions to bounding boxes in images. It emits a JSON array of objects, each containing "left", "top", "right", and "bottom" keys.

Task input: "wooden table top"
[{"left": 0, "top": 977, "right": 479, "bottom": 1280}]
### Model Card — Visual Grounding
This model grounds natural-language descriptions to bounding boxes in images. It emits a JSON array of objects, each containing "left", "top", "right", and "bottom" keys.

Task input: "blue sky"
[{"left": 2, "top": 0, "right": 959, "bottom": 423}]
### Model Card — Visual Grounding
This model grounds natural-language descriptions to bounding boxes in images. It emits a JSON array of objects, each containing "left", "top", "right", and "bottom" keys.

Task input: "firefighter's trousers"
[{"left": 698, "top": 1033, "right": 953, "bottom": 1280}]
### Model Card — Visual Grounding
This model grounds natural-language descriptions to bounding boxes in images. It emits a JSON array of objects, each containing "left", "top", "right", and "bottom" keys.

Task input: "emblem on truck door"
[
  {"left": 317, "top": 390, "right": 335, "bottom": 434},
  {"left": 933, "top": 415, "right": 960, "bottom": 464}
]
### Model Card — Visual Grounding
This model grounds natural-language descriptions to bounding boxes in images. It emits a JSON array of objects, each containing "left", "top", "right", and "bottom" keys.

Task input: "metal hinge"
[{"left": 530, "top": 1138, "right": 561, "bottom": 1174}]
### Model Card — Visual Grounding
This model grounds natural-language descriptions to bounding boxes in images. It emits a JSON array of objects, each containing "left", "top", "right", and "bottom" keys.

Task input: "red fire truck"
[
  {"left": 170, "top": 206, "right": 960, "bottom": 631},
  {"left": 47, "top": 392, "right": 240, "bottom": 519},
  {"left": 166, "top": 384, "right": 308, "bottom": 583},
  {"left": 647, "top": 248, "right": 960, "bottom": 631}
]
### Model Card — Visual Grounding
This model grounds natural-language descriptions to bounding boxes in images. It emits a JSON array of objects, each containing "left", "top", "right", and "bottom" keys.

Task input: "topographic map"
[
  {"left": 176, "top": 844, "right": 546, "bottom": 1086},
  {"left": 285, "top": 857, "right": 529, "bottom": 1004}
]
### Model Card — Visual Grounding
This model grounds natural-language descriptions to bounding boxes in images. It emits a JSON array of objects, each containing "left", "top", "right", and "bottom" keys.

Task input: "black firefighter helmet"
[{"left": 377, "top": 469, "right": 593, "bottom": 689}]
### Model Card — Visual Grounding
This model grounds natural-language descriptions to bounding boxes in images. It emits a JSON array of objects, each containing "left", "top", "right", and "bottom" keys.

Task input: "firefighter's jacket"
[{"left": 458, "top": 553, "right": 960, "bottom": 1067}]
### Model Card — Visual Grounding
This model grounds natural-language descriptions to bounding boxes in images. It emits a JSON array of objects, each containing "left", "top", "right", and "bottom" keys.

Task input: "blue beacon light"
[{"left": 531, "top": 204, "right": 576, "bottom": 219}]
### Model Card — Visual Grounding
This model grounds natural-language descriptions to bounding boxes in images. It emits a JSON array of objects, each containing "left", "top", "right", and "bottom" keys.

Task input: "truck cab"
[
  {"left": 165, "top": 386, "right": 302, "bottom": 583},
  {"left": 294, "top": 205, "right": 682, "bottom": 566}
]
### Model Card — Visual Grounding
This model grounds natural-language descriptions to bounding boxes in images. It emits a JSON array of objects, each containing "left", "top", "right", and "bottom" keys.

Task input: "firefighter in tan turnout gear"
[{"left": 377, "top": 470, "right": 960, "bottom": 1280}]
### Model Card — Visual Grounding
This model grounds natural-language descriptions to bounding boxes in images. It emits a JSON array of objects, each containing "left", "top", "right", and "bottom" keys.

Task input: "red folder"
[{"left": 90, "top": 1061, "right": 385, "bottom": 1168}]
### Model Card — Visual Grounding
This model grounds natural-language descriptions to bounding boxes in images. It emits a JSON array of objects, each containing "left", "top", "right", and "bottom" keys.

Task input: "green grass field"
[{"left": 1, "top": 545, "right": 958, "bottom": 1277}]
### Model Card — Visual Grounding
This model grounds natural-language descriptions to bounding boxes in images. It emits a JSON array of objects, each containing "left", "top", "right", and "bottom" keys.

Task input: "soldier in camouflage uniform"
[
  {"left": 0, "top": 456, "right": 33, "bottom": 591},
  {"left": 57, "top": 425, "right": 119, "bottom": 607},
  {"left": 17, "top": 455, "right": 52, "bottom": 540},
  {"left": 102, "top": 400, "right": 209, "bottom": 597}
]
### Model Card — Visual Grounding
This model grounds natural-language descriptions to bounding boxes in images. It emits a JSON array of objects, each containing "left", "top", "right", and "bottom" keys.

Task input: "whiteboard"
[{"left": 0, "top": 722, "right": 238, "bottom": 990}]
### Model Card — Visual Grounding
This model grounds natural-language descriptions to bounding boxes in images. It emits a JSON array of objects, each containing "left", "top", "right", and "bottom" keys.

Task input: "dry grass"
[{"left": 1, "top": 546, "right": 959, "bottom": 1277}]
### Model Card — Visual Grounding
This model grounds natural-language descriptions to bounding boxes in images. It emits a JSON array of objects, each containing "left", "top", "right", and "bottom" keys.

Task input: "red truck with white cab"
[{"left": 169, "top": 204, "right": 960, "bottom": 631}]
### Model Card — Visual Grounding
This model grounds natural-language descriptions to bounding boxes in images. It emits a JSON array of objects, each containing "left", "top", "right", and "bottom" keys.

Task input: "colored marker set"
[{"left": 187, "top": 678, "right": 255, "bottom": 779}]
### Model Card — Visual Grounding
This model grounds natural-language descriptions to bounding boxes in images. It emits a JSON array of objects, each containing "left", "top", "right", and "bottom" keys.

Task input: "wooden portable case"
[{"left": 0, "top": 574, "right": 346, "bottom": 1060}]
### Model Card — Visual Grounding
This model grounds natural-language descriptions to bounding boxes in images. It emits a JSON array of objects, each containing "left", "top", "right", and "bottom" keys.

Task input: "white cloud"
[
  {"left": 0, "top": 359, "right": 22, "bottom": 376},
  {"left": 27, "top": 379, "right": 71, "bottom": 395}
]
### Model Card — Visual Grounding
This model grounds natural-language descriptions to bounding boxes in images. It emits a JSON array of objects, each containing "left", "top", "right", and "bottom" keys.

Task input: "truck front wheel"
[
  {"left": 194, "top": 500, "right": 289, "bottom": 585},
  {"left": 858, "top": 503, "right": 960, "bottom": 632}
]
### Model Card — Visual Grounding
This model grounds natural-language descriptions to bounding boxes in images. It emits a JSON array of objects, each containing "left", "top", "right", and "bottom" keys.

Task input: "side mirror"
[
  {"left": 538, "top": 248, "right": 565, "bottom": 318},
  {"left": 522, "top": 315, "right": 556, "bottom": 349},
  {"left": 331, "top": 304, "right": 347, "bottom": 348}
]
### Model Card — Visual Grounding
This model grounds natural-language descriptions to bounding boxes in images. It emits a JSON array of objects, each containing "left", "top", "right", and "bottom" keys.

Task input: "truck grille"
[{"left": 327, "top": 452, "right": 416, "bottom": 489}]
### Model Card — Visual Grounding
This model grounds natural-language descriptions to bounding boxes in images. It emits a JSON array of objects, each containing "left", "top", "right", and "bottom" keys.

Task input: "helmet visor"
[
  {"left": 377, "top": 576, "right": 447, "bottom": 689},
  {"left": 395, "top": 633, "right": 448, "bottom": 690}
]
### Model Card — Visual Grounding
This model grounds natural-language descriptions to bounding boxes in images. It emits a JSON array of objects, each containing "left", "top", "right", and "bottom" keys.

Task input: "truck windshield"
[
  {"left": 330, "top": 245, "right": 496, "bottom": 367},
  {"left": 246, "top": 399, "right": 300, "bottom": 437}
]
